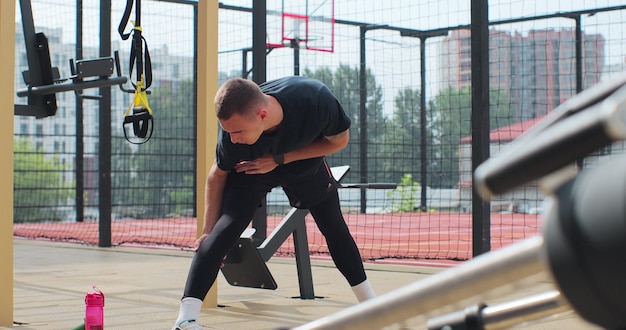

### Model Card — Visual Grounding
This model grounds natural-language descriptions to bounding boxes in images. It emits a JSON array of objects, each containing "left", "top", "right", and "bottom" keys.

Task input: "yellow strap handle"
[{"left": 124, "top": 74, "right": 153, "bottom": 117}]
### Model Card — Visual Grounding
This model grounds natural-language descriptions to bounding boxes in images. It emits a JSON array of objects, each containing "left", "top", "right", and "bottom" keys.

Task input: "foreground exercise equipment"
[
  {"left": 427, "top": 155, "right": 626, "bottom": 329},
  {"left": 294, "top": 147, "right": 626, "bottom": 330},
  {"left": 426, "top": 290, "right": 568, "bottom": 330},
  {"left": 474, "top": 71, "right": 626, "bottom": 199}
]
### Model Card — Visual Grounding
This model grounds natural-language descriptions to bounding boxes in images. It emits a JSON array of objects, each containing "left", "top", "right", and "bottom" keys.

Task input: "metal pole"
[
  {"left": 419, "top": 37, "right": 428, "bottom": 212},
  {"left": 292, "top": 39, "right": 300, "bottom": 76},
  {"left": 75, "top": 0, "right": 85, "bottom": 222},
  {"left": 251, "top": 0, "right": 268, "bottom": 242},
  {"left": 359, "top": 26, "right": 368, "bottom": 214},
  {"left": 481, "top": 291, "right": 569, "bottom": 329},
  {"left": 574, "top": 15, "right": 583, "bottom": 94},
  {"left": 241, "top": 49, "right": 248, "bottom": 78},
  {"left": 426, "top": 290, "right": 570, "bottom": 329},
  {"left": 98, "top": 0, "right": 112, "bottom": 247},
  {"left": 573, "top": 14, "right": 584, "bottom": 170},
  {"left": 470, "top": 0, "right": 490, "bottom": 256},
  {"left": 252, "top": 1, "right": 266, "bottom": 83}
]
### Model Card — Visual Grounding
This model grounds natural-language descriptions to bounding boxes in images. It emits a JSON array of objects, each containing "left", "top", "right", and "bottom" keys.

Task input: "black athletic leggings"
[{"left": 182, "top": 190, "right": 366, "bottom": 300}]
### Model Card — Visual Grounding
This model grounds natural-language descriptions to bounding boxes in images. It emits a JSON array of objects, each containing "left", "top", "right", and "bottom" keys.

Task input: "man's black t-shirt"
[{"left": 216, "top": 76, "right": 351, "bottom": 172}]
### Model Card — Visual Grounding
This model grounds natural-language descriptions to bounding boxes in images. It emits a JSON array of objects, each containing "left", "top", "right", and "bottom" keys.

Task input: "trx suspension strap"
[{"left": 118, "top": 0, "right": 153, "bottom": 144}]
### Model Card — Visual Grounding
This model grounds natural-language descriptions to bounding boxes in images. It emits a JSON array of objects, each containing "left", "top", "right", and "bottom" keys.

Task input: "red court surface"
[{"left": 13, "top": 212, "right": 540, "bottom": 263}]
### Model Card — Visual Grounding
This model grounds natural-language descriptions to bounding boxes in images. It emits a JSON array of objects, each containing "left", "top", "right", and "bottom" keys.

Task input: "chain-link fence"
[{"left": 13, "top": 0, "right": 626, "bottom": 262}]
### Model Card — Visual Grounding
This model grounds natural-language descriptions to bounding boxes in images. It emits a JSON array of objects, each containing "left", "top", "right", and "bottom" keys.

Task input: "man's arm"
[
  {"left": 233, "top": 129, "right": 350, "bottom": 175},
  {"left": 195, "top": 160, "right": 228, "bottom": 250},
  {"left": 283, "top": 129, "right": 349, "bottom": 164}
]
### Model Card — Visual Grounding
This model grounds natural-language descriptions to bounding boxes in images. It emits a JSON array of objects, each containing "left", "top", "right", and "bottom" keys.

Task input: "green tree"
[
  {"left": 169, "top": 175, "right": 195, "bottom": 215},
  {"left": 112, "top": 133, "right": 137, "bottom": 216},
  {"left": 14, "top": 139, "right": 72, "bottom": 223},
  {"left": 303, "top": 64, "right": 387, "bottom": 183},
  {"left": 430, "top": 86, "right": 516, "bottom": 187},
  {"left": 381, "top": 87, "right": 426, "bottom": 183},
  {"left": 385, "top": 173, "right": 420, "bottom": 212},
  {"left": 130, "top": 79, "right": 196, "bottom": 218}
]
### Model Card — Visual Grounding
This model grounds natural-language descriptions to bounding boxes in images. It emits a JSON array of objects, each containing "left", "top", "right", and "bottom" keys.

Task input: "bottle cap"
[{"left": 85, "top": 286, "right": 105, "bottom": 306}]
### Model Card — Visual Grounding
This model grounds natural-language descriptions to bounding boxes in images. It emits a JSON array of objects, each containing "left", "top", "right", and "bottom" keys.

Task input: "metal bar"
[
  {"left": 251, "top": 0, "right": 266, "bottom": 83},
  {"left": 470, "top": 0, "right": 491, "bottom": 257},
  {"left": 241, "top": 49, "right": 248, "bottom": 78},
  {"left": 340, "top": 183, "right": 397, "bottom": 189},
  {"left": 426, "top": 290, "right": 570, "bottom": 329},
  {"left": 293, "top": 218, "right": 315, "bottom": 299},
  {"left": 16, "top": 76, "right": 127, "bottom": 97},
  {"left": 419, "top": 37, "right": 428, "bottom": 212},
  {"left": 574, "top": 15, "right": 583, "bottom": 94},
  {"left": 251, "top": 0, "right": 267, "bottom": 243},
  {"left": 76, "top": 0, "right": 85, "bottom": 223},
  {"left": 257, "top": 208, "right": 310, "bottom": 261},
  {"left": 359, "top": 26, "right": 368, "bottom": 214},
  {"left": 293, "top": 236, "right": 545, "bottom": 330},
  {"left": 219, "top": 2, "right": 626, "bottom": 39},
  {"left": 482, "top": 290, "right": 570, "bottom": 329},
  {"left": 492, "top": 5, "right": 626, "bottom": 26},
  {"left": 192, "top": 2, "right": 198, "bottom": 219},
  {"left": 255, "top": 207, "right": 314, "bottom": 299},
  {"left": 293, "top": 39, "right": 300, "bottom": 76},
  {"left": 251, "top": 197, "right": 268, "bottom": 245},
  {"left": 14, "top": 104, "right": 48, "bottom": 118},
  {"left": 98, "top": 0, "right": 112, "bottom": 248}
]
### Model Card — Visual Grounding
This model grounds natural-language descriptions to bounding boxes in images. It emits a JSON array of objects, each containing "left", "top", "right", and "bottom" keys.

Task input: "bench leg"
[
  {"left": 293, "top": 219, "right": 315, "bottom": 299},
  {"left": 258, "top": 208, "right": 316, "bottom": 299}
]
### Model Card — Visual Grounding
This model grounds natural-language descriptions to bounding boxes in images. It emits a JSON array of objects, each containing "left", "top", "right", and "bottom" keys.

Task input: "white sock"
[
  {"left": 174, "top": 297, "right": 203, "bottom": 325},
  {"left": 351, "top": 279, "right": 376, "bottom": 302}
]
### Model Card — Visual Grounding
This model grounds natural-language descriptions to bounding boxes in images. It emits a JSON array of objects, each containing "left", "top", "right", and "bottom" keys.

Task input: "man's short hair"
[{"left": 214, "top": 78, "right": 266, "bottom": 120}]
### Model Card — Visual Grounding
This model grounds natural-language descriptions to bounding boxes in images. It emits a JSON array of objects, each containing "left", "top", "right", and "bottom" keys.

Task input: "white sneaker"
[{"left": 172, "top": 320, "right": 203, "bottom": 330}]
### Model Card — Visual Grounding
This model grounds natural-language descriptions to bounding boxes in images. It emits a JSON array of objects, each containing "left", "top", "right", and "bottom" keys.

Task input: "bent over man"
[{"left": 173, "top": 76, "right": 375, "bottom": 330}]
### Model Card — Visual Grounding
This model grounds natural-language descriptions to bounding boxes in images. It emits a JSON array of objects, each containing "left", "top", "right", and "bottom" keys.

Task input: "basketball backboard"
[{"left": 266, "top": 0, "right": 335, "bottom": 52}]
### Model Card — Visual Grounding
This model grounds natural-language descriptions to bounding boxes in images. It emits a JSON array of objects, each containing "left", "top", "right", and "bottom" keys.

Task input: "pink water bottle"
[{"left": 85, "top": 286, "right": 104, "bottom": 330}]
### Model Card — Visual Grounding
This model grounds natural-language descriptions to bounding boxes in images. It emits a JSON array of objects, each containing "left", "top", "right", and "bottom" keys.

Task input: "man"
[{"left": 172, "top": 76, "right": 375, "bottom": 330}]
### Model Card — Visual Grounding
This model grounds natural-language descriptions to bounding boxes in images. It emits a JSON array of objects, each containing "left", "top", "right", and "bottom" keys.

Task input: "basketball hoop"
[{"left": 266, "top": 0, "right": 335, "bottom": 53}]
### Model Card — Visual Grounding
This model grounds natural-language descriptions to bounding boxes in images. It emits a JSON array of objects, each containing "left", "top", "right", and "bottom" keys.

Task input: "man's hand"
[
  {"left": 234, "top": 153, "right": 278, "bottom": 174},
  {"left": 193, "top": 233, "right": 208, "bottom": 252},
  {"left": 194, "top": 233, "right": 227, "bottom": 267}
]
